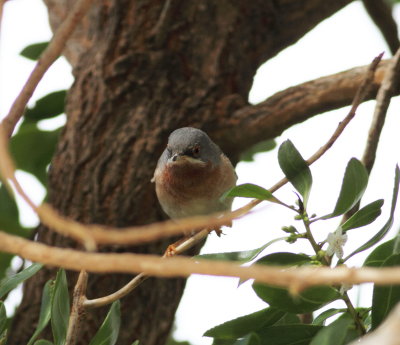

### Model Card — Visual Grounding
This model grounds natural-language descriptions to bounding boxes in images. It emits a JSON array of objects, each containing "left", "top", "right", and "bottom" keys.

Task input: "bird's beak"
[{"left": 168, "top": 153, "right": 205, "bottom": 166}]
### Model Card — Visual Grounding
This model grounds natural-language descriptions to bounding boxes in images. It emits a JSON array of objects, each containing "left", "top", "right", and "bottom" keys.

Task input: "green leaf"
[
  {"left": 204, "top": 308, "right": 285, "bottom": 339},
  {"left": 363, "top": 239, "right": 395, "bottom": 267},
  {"left": 312, "top": 308, "right": 345, "bottom": 325},
  {"left": 252, "top": 283, "right": 340, "bottom": 314},
  {"left": 131, "top": 341, "right": 140, "bottom": 345},
  {"left": 27, "top": 280, "right": 54, "bottom": 345},
  {"left": 240, "top": 139, "right": 276, "bottom": 162},
  {"left": 256, "top": 252, "right": 311, "bottom": 266},
  {"left": 51, "top": 269, "right": 70, "bottom": 345},
  {"left": 322, "top": 158, "right": 368, "bottom": 219},
  {"left": 371, "top": 254, "right": 400, "bottom": 329},
  {"left": 341, "top": 199, "right": 384, "bottom": 232},
  {"left": 346, "top": 166, "right": 399, "bottom": 261},
  {"left": 0, "top": 262, "right": 43, "bottom": 299},
  {"left": 233, "top": 333, "right": 260, "bottom": 345},
  {"left": 25, "top": 90, "right": 67, "bottom": 121},
  {"left": 196, "top": 237, "right": 287, "bottom": 263},
  {"left": 256, "top": 325, "right": 322, "bottom": 345},
  {"left": 20, "top": 42, "right": 49, "bottom": 60},
  {"left": 310, "top": 314, "right": 354, "bottom": 345},
  {"left": 222, "top": 184, "right": 274, "bottom": 202},
  {"left": 273, "top": 313, "right": 300, "bottom": 325},
  {"left": 89, "top": 300, "right": 121, "bottom": 345},
  {"left": 10, "top": 124, "right": 60, "bottom": 185},
  {"left": 278, "top": 140, "right": 312, "bottom": 206},
  {"left": 33, "top": 341, "right": 54, "bottom": 345},
  {"left": 252, "top": 253, "right": 338, "bottom": 313},
  {"left": 0, "top": 302, "right": 6, "bottom": 335}
]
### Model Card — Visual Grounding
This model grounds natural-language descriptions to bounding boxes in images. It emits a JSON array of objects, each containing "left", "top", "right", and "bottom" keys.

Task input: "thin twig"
[
  {"left": 363, "top": 48, "right": 400, "bottom": 173},
  {"left": 1, "top": 0, "right": 95, "bottom": 137},
  {"left": 342, "top": 49, "right": 400, "bottom": 222},
  {"left": 342, "top": 291, "right": 367, "bottom": 335},
  {"left": 83, "top": 229, "right": 209, "bottom": 308}
]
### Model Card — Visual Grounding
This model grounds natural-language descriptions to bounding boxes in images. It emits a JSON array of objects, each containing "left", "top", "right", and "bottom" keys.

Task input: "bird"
[{"left": 152, "top": 127, "right": 237, "bottom": 223}]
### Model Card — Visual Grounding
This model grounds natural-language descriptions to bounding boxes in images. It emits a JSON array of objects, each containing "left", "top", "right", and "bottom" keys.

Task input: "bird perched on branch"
[{"left": 152, "top": 127, "right": 237, "bottom": 223}]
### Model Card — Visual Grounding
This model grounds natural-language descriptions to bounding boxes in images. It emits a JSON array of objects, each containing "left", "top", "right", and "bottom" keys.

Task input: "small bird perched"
[{"left": 153, "top": 127, "right": 237, "bottom": 221}]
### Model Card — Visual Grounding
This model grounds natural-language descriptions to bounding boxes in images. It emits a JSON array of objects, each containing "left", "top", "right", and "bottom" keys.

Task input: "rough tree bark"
[{"left": 10, "top": 1, "right": 356, "bottom": 344}]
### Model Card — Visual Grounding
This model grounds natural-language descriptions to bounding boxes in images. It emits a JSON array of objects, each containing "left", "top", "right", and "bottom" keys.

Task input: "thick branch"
[
  {"left": 218, "top": 59, "right": 393, "bottom": 156},
  {"left": 362, "top": 0, "right": 400, "bottom": 55},
  {"left": 4, "top": 231, "right": 400, "bottom": 288}
]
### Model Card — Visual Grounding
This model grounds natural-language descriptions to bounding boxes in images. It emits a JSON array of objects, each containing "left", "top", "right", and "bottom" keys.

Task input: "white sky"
[{"left": 1, "top": 1, "right": 400, "bottom": 345}]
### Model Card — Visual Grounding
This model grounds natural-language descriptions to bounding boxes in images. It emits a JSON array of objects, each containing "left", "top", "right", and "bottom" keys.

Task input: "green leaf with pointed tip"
[
  {"left": 312, "top": 308, "right": 345, "bottom": 325},
  {"left": 346, "top": 165, "right": 399, "bottom": 261},
  {"left": 0, "top": 302, "right": 6, "bottom": 335},
  {"left": 341, "top": 199, "right": 384, "bottom": 232},
  {"left": 28, "top": 280, "right": 54, "bottom": 345},
  {"left": 256, "top": 325, "right": 322, "bottom": 345},
  {"left": 33, "top": 341, "right": 54, "bottom": 345},
  {"left": 10, "top": 124, "right": 60, "bottom": 185},
  {"left": 196, "top": 237, "right": 287, "bottom": 263},
  {"left": 310, "top": 314, "right": 354, "bottom": 345},
  {"left": 233, "top": 333, "right": 260, "bottom": 345},
  {"left": 278, "top": 140, "right": 312, "bottom": 206},
  {"left": 240, "top": 139, "right": 276, "bottom": 162},
  {"left": 222, "top": 184, "right": 274, "bottom": 201},
  {"left": 20, "top": 42, "right": 49, "bottom": 60},
  {"left": 131, "top": 341, "right": 139, "bottom": 345},
  {"left": 371, "top": 254, "right": 400, "bottom": 329},
  {"left": 0, "top": 262, "right": 43, "bottom": 299},
  {"left": 51, "top": 269, "right": 70, "bottom": 345},
  {"left": 89, "top": 300, "right": 121, "bottom": 345},
  {"left": 204, "top": 308, "right": 285, "bottom": 339},
  {"left": 25, "top": 90, "right": 67, "bottom": 121},
  {"left": 322, "top": 158, "right": 368, "bottom": 219}
]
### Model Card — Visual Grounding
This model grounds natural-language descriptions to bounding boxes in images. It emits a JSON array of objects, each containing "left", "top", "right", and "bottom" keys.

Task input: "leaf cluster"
[{"left": 203, "top": 140, "right": 400, "bottom": 345}]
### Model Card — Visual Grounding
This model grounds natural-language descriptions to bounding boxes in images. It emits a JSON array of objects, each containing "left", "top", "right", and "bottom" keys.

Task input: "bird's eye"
[{"left": 192, "top": 146, "right": 200, "bottom": 157}]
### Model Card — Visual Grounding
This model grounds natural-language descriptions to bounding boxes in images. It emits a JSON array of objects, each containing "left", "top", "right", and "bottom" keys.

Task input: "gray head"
[{"left": 166, "top": 127, "right": 222, "bottom": 166}]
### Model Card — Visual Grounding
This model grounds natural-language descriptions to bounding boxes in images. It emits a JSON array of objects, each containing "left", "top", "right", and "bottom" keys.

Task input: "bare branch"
[
  {"left": 220, "top": 58, "right": 392, "bottom": 155},
  {"left": 362, "top": 0, "right": 400, "bottom": 55},
  {"left": 1, "top": 0, "right": 95, "bottom": 138},
  {"left": 66, "top": 271, "right": 88, "bottom": 345},
  {"left": 4, "top": 230, "right": 400, "bottom": 288}
]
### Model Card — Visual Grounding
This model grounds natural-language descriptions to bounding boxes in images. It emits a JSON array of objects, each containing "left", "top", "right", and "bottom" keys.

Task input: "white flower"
[{"left": 326, "top": 228, "right": 348, "bottom": 259}]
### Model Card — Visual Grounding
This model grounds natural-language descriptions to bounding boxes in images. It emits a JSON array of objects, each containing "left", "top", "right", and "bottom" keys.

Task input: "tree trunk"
[{"left": 10, "top": 1, "right": 354, "bottom": 344}]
